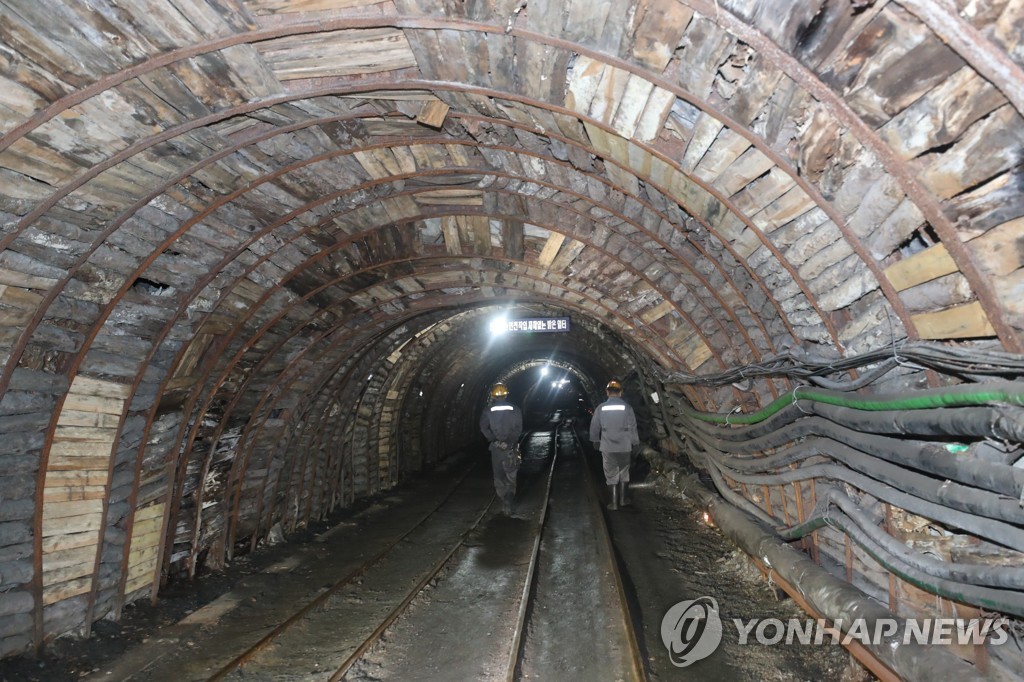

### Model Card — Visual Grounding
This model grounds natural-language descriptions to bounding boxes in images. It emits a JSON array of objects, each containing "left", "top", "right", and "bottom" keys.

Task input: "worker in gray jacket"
[
  {"left": 480, "top": 383, "right": 524, "bottom": 515},
  {"left": 590, "top": 379, "right": 639, "bottom": 510}
]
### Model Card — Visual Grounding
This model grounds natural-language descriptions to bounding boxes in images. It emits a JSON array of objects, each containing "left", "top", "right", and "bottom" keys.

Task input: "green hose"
[{"left": 681, "top": 385, "right": 1024, "bottom": 425}]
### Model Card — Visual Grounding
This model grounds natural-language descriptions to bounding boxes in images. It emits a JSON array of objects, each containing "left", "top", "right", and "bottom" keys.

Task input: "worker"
[
  {"left": 590, "top": 379, "right": 639, "bottom": 510},
  {"left": 480, "top": 382, "right": 524, "bottom": 515}
]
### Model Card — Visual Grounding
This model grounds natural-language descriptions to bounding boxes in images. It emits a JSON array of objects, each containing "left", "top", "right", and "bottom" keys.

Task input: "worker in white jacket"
[{"left": 589, "top": 379, "right": 639, "bottom": 510}]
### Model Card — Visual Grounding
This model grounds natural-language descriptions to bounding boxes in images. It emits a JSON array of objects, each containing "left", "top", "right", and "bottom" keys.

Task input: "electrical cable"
[
  {"left": 658, "top": 341, "right": 1024, "bottom": 388},
  {"left": 781, "top": 486, "right": 1024, "bottom": 590},
  {"left": 707, "top": 457, "right": 1024, "bottom": 553}
]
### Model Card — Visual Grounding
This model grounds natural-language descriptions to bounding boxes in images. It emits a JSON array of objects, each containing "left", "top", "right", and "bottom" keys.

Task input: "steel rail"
[
  {"left": 572, "top": 427, "right": 649, "bottom": 682},
  {"left": 326, "top": 494, "right": 501, "bottom": 681},
  {"left": 204, "top": 458, "right": 482, "bottom": 681},
  {"left": 504, "top": 427, "right": 561, "bottom": 682}
]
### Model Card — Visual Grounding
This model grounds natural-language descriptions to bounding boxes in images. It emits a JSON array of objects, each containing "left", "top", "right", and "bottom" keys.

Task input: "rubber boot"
[
  {"left": 502, "top": 494, "right": 514, "bottom": 516},
  {"left": 607, "top": 485, "right": 618, "bottom": 510},
  {"left": 618, "top": 481, "right": 630, "bottom": 507}
]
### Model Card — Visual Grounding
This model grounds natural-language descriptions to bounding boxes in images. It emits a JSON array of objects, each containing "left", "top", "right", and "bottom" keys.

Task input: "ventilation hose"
[
  {"left": 781, "top": 487, "right": 1024, "bottom": 590},
  {"left": 680, "top": 381, "right": 1024, "bottom": 425}
]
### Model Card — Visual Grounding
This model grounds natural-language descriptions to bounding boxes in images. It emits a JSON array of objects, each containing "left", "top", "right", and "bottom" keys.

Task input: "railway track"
[{"left": 203, "top": 417, "right": 646, "bottom": 681}]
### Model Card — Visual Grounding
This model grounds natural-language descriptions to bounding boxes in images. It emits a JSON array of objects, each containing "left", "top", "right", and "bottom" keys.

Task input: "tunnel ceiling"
[{"left": 1, "top": 0, "right": 1024, "bottom": 650}]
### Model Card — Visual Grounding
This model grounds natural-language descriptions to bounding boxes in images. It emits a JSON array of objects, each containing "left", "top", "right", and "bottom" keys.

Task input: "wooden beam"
[
  {"left": 911, "top": 301, "right": 995, "bottom": 339},
  {"left": 885, "top": 243, "right": 958, "bottom": 291},
  {"left": 416, "top": 100, "right": 449, "bottom": 129}
]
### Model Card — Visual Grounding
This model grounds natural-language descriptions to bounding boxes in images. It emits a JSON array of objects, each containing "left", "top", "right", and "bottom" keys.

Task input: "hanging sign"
[{"left": 503, "top": 317, "right": 571, "bottom": 333}]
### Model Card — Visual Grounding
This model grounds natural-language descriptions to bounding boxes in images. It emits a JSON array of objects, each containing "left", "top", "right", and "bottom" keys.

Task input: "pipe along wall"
[{"left": 638, "top": 345, "right": 1024, "bottom": 678}]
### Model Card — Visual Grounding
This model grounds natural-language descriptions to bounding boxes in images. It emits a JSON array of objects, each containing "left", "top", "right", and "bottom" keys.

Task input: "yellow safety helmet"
[
  {"left": 606, "top": 380, "right": 623, "bottom": 392},
  {"left": 490, "top": 383, "right": 509, "bottom": 398}
]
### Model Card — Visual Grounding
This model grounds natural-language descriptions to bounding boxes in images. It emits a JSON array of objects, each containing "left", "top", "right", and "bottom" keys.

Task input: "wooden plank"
[
  {"left": 391, "top": 146, "right": 417, "bottom": 175},
  {"left": 840, "top": 8, "right": 962, "bottom": 128},
  {"left": 537, "top": 233, "right": 566, "bottom": 267},
  {"left": 246, "top": 0, "right": 382, "bottom": 14},
  {"left": 47, "top": 456, "right": 113, "bottom": 471},
  {"left": 441, "top": 216, "right": 462, "bottom": 255},
  {"left": 41, "top": 531, "right": 99, "bottom": 554},
  {"left": 55, "top": 410, "right": 122, "bottom": 429},
  {"left": 49, "top": 442, "right": 118, "bottom": 459},
  {"left": 0, "top": 285, "right": 43, "bottom": 310},
  {"left": 878, "top": 67, "right": 1004, "bottom": 161},
  {"left": 53, "top": 426, "right": 117, "bottom": 443},
  {"left": 172, "top": 332, "right": 215, "bottom": 384},
  {"left": 44, "top": 470, "right": 108, "bottom": 486},
  {"left": 693, "top": 127, "right": 750, "bottom": 184},
  {"left": 42, "top": 577, "right": 91, "bottom": 605},
  {"left": 42, "top": 546, "right": 96, "bottom": 572},
  {"left": 416, "top": 189, "right": 483, "bottom": 206},
  {"left": 446, "top": 144, "right": 471, "bottom": 166},
  {"left": 123, "top": 574, "right": 155, "bottom": 596},
  {"left": 61, "top": 393, "right": 126, "bottom": 415},
  {"left": 0, "top": 268, "right": 59, "bottom": 290},
  {"left": 198, "top": 315, "right": 235, "bottom": 335},
  {"left": 129, "top": 530, "right": 163, "bottom": 551},
  {"left": 629, "top": 0, "right": 693, "bottom": 70},
  {"left": 641, "top": 300, "right": 674, "bottom": 324},
  {"left": 752, "top": 187, "right": 817, "bottom": 233},
  {"left": 127, "top": 545, "right": 161, "bottom": 569},
  {"left": 911, "top": 301, "right": 995, "bottom": 339},
  {"left": 416, "top": 100, "right": 449, "bottom": 128},
  {"left": 566, "top": 56, "right": 605, "bottom": 116},
  {"left": 921, "top": 105, "right": 1023, "bottom": 200},
  {"left": 130, "top": 516, "right": 165, "bottom": 536},
  {"left": 714, "top": 148, "right": 777, "bottom": 197},
  {"left": 42, "top": 514, "right": 103, "bottom": 536},
  {"left": 687, "top": 341, "right": 713, "bottom": 369},
  {"left": 256, "top": 29, "right": 417, "bottom": 79},
  {"left": 465, "top": 215, "right": 492, "bottom": 255},
  {"left": 41, "top": 499, "right": 104, "bottom": 520},
  {"left": 611, "top": 74, "right": 654, "bottom": 138},
  {"left": 135, "top": 504, "right": 166, "bottom": 523},
  {"left": 549, "top": 239, "right": 587, "bottom": 272},
  {"left": 409, "top": 143, "right": 449, "bottom": 170},
  {"left": 885, "top": 243, "right": 958, "bottom": 291},
  {"left": 68, "top": 376, "right": 131, "bottom": 399},
  {"left": 681, "top": 113, "right": 723, "bottom": 173},
  {"left": 166, "top": 376, "right": 200, "bottom": 391},
  {"left": 382, "top": 196, "right": 420, "bottom": 222},
  {"left": 635, "top": 86, "right": 676, "bottom": 142},
  {"left": 354, "top": 149, "right": 390, "bottom": 179},
  {"left": 969, "top": 216, "right": 1024, "bottom": 277},
  {"left": 43, "top": 486, "right": 107, "bottom": 503}
]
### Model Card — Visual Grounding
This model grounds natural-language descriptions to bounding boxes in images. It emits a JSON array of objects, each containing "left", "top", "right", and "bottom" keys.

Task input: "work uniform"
[
  {"left": 590, "top": 395, "right": 639, "bottom": 485},
  {"left": 480, "top": 398, "right": 524, "bottom": 513}
]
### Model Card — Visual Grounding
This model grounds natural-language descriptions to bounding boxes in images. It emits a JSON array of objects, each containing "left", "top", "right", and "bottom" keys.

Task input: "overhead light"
[
  {"left": 489, "top": 315, "right": 508, "bottom": 335},
  {"left": 540, "top": 366, "right": 549, "bottom": 376}
]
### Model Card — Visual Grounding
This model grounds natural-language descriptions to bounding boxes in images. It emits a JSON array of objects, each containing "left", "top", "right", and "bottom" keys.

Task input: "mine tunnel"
[{"left": 1, "top": 0, "right": 1024, "bottom": 680}]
